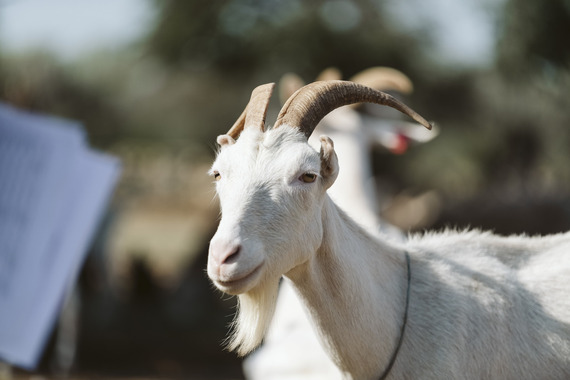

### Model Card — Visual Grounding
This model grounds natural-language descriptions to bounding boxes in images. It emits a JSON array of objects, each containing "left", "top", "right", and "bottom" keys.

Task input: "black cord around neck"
[{"left": 378, "top": 251, "right": 411, "bottom": 380}]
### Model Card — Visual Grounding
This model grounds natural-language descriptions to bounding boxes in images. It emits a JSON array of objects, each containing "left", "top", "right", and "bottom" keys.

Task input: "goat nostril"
[{"left": 223, "top": 245, "right": 241, "bottom": 264}]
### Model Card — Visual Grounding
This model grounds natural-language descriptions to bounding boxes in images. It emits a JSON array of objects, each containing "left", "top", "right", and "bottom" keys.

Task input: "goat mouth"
[{"left": 215, "top": 263, "right": 264, "bottom": 294}]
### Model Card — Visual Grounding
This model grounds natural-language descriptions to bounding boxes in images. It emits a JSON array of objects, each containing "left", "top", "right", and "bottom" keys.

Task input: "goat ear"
[
  {"left": 319, "top": 136, "right": 339, "bottom": 189},
  {"left": 217, "top": 134, "right": 236, "bottom": 147}
]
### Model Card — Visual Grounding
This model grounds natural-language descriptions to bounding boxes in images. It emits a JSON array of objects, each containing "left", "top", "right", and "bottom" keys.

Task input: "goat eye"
[
  {"left": 213, "top": 171, "right": 221, "bottom": 181},
  {"left": 300, "top": 172, "right": 317, "bottom": 183}
]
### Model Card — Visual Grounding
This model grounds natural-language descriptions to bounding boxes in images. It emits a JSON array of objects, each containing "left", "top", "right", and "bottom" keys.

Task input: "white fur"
[
  {"left": 208, "top": 126, "right": 570, "bottom": 380},
  {"left": 244, "top": 106, "right": 407, "bottom": 380}
]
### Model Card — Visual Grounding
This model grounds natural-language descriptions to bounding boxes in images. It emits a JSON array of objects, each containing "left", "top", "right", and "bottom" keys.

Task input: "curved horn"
[
  {"left": 226, "top": 83, "right": 275, "bottom": 139},
  {"left": 274, "top": 80, "right": 433, "bottom": 139}
]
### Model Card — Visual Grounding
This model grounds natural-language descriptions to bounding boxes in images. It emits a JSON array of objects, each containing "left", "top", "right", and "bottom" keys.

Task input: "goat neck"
[{"left": 285, "top": 196, "right": 409, "bottom": 380}]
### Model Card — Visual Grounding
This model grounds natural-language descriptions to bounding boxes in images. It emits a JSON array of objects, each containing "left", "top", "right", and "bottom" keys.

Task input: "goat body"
[
  {"left": 208, "top": 82, "right": 570, "bottom": 380},
  {"left": 299, "top": 196, "right": 570, "bottom": 379}
]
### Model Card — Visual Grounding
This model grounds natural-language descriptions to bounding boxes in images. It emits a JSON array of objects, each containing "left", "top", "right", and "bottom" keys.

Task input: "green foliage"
[
  {"left": 497, "top": 0, "right": 570, "bottom": 79},
  {"left": 146, "top": 0, "right": 425, "bottom": 79},
  {"left": 0, "top": 52, "right": 128, "bottom": 147},
  {"left": 2, "top": 0, "right": 570, "bottom": 196}
]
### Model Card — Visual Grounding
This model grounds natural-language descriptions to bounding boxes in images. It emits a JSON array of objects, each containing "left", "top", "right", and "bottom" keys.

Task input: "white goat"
[
  {"left": 208, "top": 81, "right": 570, "bottom": 380},
  {"left": 243, "top": 67, "right": 435, "bottom": 380}
]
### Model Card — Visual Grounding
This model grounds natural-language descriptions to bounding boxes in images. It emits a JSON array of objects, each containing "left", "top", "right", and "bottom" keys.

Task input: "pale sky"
[
  {"left": 0, "top": 0, "right": 155, "bottom": 60},
  {"left": 0, "top": 0, "right": 497, "bottom": 66},
  {"left": 384, "top": 0, "right": 499, "bottom": 67}
]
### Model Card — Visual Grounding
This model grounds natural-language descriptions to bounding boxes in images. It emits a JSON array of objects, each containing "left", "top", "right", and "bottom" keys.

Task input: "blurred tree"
[
  {"left": 143, "top": 0, "right": 435, "bottom": 151},
  {"left": 0, "top": 52, "right": 128, "bottom": 147},
  {"left": 146, "top": 0, "right": 427, "bottom": 80},
  {"left": 497, "top": 0, "right": 570, "bottom": 79}
]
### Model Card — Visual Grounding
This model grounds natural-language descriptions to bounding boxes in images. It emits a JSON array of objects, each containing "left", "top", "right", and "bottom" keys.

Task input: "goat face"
[
  {"left": 208, "top": 127, "right": 338, "bottom": 295},
  {"left": 207, "top": 80, "right": 431, "bottom": 297}
]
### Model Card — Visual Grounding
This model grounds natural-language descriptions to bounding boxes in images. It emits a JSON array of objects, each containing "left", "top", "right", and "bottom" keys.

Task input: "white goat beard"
[{"left": 227, "top": 278, "right": 280, "bottom": 356}]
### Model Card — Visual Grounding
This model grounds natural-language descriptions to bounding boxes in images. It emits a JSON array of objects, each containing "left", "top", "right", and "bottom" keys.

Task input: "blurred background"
[{"left": 1, "top": 0, "right": 570, "bottom": 379}]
